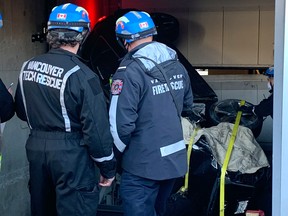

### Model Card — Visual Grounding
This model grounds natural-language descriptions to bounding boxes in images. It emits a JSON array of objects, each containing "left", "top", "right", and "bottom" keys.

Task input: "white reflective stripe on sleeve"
[
  {"left": 160, "top": 140, "right": 186, "bottom": 157},
  {"left": 60, "top": 65, "right": 80, "bottom": 132},
  {"left": 109, "top": 95, "right": 126, "bottom": 152},
  {"left": 91, "top": 151, "right": 114, "bottom": 163},
  {"left": 19, "top": 61, "right": 32, "bottom": 129}
]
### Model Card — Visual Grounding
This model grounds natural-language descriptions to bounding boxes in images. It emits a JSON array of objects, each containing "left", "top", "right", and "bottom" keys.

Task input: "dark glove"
[{"left": 237, "top": 105, "right": 254, "bottom": 113}]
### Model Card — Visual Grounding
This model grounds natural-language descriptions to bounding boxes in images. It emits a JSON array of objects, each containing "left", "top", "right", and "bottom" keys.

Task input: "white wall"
[{"left": 122, "top": 0, "right": 275, "bottom": 67}]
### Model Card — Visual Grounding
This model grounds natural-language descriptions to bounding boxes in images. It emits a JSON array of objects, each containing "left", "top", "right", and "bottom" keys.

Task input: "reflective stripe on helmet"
[{"left": 47, "top": 3, "right": 90, "bottom": 33}]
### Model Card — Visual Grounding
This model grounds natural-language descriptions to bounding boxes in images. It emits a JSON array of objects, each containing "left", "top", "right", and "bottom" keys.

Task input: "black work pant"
[
  {"left": 120, "top": 170, "right": 176, "bottom": 216},
  {"left": 26, "top": 130, "right": 99, "bottom": 216}
]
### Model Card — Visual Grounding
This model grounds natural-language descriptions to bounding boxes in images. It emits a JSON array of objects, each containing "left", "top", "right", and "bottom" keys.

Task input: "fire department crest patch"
[{"left": 111, "top": 79, "right": 123, "bottom": 95}]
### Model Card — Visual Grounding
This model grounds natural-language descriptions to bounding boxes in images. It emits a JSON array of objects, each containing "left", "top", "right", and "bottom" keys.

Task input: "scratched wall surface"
[{"left": 0, "top": 0, "right": 47, "bottom": 215}]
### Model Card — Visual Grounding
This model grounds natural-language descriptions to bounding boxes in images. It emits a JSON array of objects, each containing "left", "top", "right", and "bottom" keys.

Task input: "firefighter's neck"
[
  {"left": 60, "top": 43, "right": 80, "bottom": 54},
  {"left": 128, "top": 36, "right": 153, "bottom": 52}
]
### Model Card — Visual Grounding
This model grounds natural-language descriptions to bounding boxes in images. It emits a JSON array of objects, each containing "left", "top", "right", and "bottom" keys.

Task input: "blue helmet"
[
  {"left": 47, "top": 3, "right": 90, "bottom": 33},
  {"left": 264, "top": 67, "right": 274, "bottom": 77},
  {"left": 115, "top": 11, "right": 157, "bottom": 43}
]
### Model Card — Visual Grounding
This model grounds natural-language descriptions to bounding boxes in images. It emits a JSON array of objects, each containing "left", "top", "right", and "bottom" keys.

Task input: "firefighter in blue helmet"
[
  {"left": 255, "top": 67, "right": 274, "bottom": 118},
  {"left": 239, "top": 67, "right": 274, "bottom": 119},
  {"left": 14, "top": 3, "right": 116, "bottom": 216},
  {"left": 109, "top": 11, "right": 194, "bottom": 216}
]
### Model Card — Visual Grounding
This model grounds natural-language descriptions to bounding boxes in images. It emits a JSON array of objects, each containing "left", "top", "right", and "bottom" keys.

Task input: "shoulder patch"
[{"left": 111, "top": 79, "right": 123, "bottom": 95}]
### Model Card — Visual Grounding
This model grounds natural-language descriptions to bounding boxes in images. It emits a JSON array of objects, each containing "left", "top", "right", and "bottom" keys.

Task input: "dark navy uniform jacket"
[
  {"left": 254, "top": 93, "right": 273, "bottom": 118},
  {"left": 109, "top": 42, "right": 193, "bottom": 180},
  {"left": 15, "top": 48, "right": 115, "bottom": 178},
  {"left": 0, "top": 79, "right": 14, "bottom": 122}
]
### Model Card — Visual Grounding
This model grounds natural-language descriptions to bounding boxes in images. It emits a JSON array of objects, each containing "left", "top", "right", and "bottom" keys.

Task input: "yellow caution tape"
[
  {"left": 109, "top": 75, "right": 113, "bottom": 87},
  {"left": 219, "top": 100, "right": 245, "bottom": 216},
  {"left": 180, "top": 127, "right": 199, "bottom": 193}
]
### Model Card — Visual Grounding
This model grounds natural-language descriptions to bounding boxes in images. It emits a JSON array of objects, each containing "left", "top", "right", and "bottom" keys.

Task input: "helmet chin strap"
[
  {"left": 117, "top": 38, "right": 129, "bottom": 52},
  {"left": 124, "top": 41, "right": 131, "bottom": 51},
  {"left": 79, "top": 29, "right": 89, "bottom": 46}
]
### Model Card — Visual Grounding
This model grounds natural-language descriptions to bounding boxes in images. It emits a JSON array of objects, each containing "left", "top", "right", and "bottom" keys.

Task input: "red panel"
[
  {"left": 71, "top": 0, "right": 98, "bottom": 28},
  {"left": 69, "top": 0, "right": 121, "bottom": 29}
]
